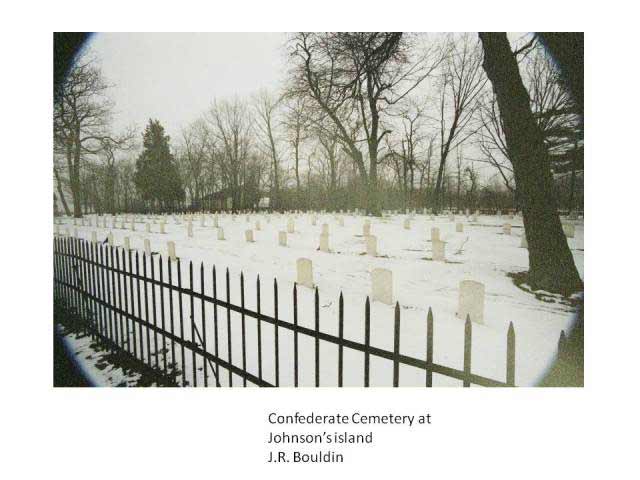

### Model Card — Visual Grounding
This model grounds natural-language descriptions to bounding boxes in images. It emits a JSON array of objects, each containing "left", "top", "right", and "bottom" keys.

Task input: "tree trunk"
[
  {"left": 54, "top": 167, "right": 71, "bottom": 216},
  {"left": 568, "top": 143, "right": 577, "bottom": 214},
  {"left": 367, "top": 150, "right": 381, "bottom": 216},
  {"left": 479, "top": 32, "right": 582, "bottom": 294},
  {"left": 294, "top": 140, "right": 301, "bottom": 207}
]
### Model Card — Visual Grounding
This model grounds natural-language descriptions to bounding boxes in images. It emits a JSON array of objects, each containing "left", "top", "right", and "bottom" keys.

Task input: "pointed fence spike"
[
  {"left": 506, "top": 322, "right": 516, "bottom": 386},
  {"left": 463, "top": 314, "right": 472, "bottom": 387}
]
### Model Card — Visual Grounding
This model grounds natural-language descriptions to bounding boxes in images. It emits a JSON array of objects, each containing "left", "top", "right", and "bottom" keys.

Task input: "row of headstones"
[
  {"left": 242, "top": 222, "right": 449, "bottom": 260},
  {"left": 57, "top": 207, "right": 515, "bottom": 228},
  {"left": 242, "top": 223, "right": 462, "bottom": 262},
  {"left": 295, "top": 258, "right": 486, "bottom": 323},
  {"left": 70, "top": 231, "right": 180, "bottom": 261}
]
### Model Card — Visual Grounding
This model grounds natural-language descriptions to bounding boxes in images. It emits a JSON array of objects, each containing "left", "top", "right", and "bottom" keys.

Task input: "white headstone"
[
  {"left": 296, "top": 258, "right": 313, "bottom": 288},
  {"left": 456, "top": 223, "right": 464, "bottom": 233},
  {"left": 337, "top": 216, "right": 344, "bottom": 227},
  {"left": 363, "top": 221, "right": 371, "bottom": 237},
  {"left": 366, "top": 235, "right": 377, "bottom": 256},
  {"left": 187, "top": 221, "right": 193, "bottom": 238},
  {"left": 245, "top": 229, "right": 254, "bottom": 242},
  {"left": 458, "top": 280, "right": 485, "bottom": 324},
  {"left": 107, "top": 232, "right": 114, "bottom": 246},
  {"left": 431, "top": 227, "right": 440, "bottom": 242},
  {"left": 278, "top": 231, "right": 287, "bottom": 247},
  {"left": 502, "top": 223, "right": 511, "bottom": 235},
  {"left": 159, "top": 222, "right": 166, "bottom": 234},
  {"left": 255, "top": 220, "right": 261, "bottom": 231},
  {"left": 319, "top": 233, "right": 330, "bottom": 252},
  {"left": 200, "top": 216, "right": 205, "bottom": 227},
  {"left": 167, "top": 241, "right": 176, "bottom": 260},
  {"left": 130, "top": 219, "right": 135, "bottom": 231},
  {"left": 403, "top": 218, "right": 411, "bottom": 230},
  {"left": 91, "top": 231, "right": 97, "bottom": 243},
  {"left": 123, "top": 236, "right": 131, "bottom": 250},
  {"left": 217, "top": 227, "right": 225, "bottom": 240},
  {"left": 144, "top": 238, "right": 151, "bottom": 256},
  {"left": 432, "top": 239, "right": 446, "bottom": 262},
  {"left": 321, "top": 223, "right": 329, "bottom": 235},
  {"left": 371, "top": 268, "right": 393, "bottom": 305},
  {"left": 287, "top": 218, "right": 295, "bottom": 234}
]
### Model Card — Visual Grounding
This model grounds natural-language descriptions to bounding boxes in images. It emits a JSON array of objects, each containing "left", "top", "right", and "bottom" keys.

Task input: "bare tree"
[
  {"left": 432, "top": 34, "right": 487, "bottom": 213},
  {"left": 476, "top": 42, "right": 582, "bottom": 205},
  {"left": 288, "top": 32, "right": 445, "bottom": 215},
  {"left": 206, "top": 97, "right": 254, "bottom": 211},
  {"left": 53, "top": 55, "right": 128, "bottom": 217},
  {"left": 479, "top": 32, "right": 582, "bottom": 294},
  {"left": 178, "top": 119, "right": 211, "bottom": 208},
  {"left": 282, "top": 94, "right": 311, "bottom": 206},
  {"left": 254, "top": 89, "right": 283, "bottom": 210}
]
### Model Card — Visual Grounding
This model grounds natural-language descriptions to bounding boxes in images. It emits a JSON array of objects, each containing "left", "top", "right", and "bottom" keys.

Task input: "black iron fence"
[{"left": 54, "top": 236, "right": 562, "bottom": 387}]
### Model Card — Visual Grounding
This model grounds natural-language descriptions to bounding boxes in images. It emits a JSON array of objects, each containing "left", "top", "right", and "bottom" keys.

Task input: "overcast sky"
[{"left": 88, "top": 33, "right": 288, "bottom": 140}]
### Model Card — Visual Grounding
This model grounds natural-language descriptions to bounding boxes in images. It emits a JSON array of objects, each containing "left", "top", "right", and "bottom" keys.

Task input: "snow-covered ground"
[{"left": 55, "top": 210, "right": 584, "bottom": 387}]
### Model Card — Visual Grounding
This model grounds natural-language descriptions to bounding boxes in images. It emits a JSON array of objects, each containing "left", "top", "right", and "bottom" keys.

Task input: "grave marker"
[
  {"left": 366, "top": 235, "right": 377, "bottom": 256},
  {"left": 371, "top": 268, "right": 393, "bottom": 305},
  {"left": 432, "top": 239, "right": 446, "bottom": 262},
  {"left": 458, "top": 280, "right": 485, "bottom": 324},
  {"left": 296, "top": 258, "right": 314, "bottom": 288},
  {"left": 319, "top": 233, "right": 330, "bottom": 252},
  {"left": 167, "top": 241, "right": 176, "bottom": 260}
]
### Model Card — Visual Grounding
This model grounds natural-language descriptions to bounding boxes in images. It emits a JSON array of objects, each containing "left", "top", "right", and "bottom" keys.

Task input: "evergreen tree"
[{"left": 134, "top": 119, "right": 184, "bottom": 210}]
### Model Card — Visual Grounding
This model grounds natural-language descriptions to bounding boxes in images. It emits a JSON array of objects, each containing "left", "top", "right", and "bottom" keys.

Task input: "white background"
[{"left": 0, "top": 1, "right": 638, "bottom": 478}]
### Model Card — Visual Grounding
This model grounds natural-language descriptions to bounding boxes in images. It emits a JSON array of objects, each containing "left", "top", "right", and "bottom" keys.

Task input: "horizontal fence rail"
[{"left": 53, "top": 236, "right": 524, "bottom": 387}]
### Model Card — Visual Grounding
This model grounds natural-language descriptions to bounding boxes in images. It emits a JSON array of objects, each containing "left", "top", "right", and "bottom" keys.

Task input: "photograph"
[{"left": 52, "top": 32, "right": 584, "bottom": 388}]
